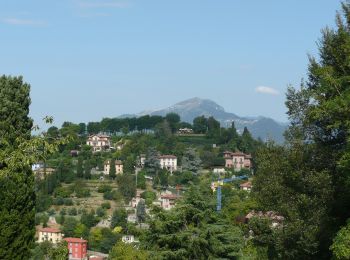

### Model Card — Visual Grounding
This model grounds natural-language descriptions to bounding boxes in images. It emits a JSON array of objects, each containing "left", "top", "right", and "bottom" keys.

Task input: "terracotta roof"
[
  {"left": 64, "top": 237, "right": 87, "bottom": 243},
  {"left": 161, "top": 194, "right": 179, "bottom": 199},
  {"left": 115, "top": 160, "right": 123, "bottom": 165},
  {"left": 39, "top": 227, "right": 61, "bottom": 233},
  {"left": 240, "top": 181, "right": 252, "bottom": 188},
  {"left": 159, "top": 155, "right": 177, "bottom": 159}
]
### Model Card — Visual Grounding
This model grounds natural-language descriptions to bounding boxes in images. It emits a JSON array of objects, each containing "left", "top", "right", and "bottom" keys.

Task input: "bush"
[
  {"left": 98, "top": 185, "right": 112, "bottom": 193},
  {"left": 53, "top": 197, "right": 64, "bottom": 206},
  {"left": 47, "top": 209, "right": 56, "bottom": 216},
  {"left": 54, "top": 186, "right": 72, "bottom": 198},
  {"left": 101, "top": 202, "right": 111, "bottom": 209},
  {"left": 64, "top": 198, "right": 73, "bottom": 206},
  {"left": 96, "top": 207, "right": 106, "bottom": 217},
  {"left": 68, "top": 208, "right": 77, "bottom": 216},
  {"left": 103, "top": 191, "right": 113, "bottom": 200},
  {"left": 75, "top": 188, "right": 90, "bottom": 198}
]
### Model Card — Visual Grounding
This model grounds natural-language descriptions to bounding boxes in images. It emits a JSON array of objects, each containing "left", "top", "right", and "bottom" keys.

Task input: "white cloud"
[
  {"left": 78, "top": 1, "right": 129, "bottom": 8},
  {"left": 3, "top": 18, "right": 46, "bottom": 26},
  {"left": 255, "top": 86, "right": 280, "bottom": 95}
]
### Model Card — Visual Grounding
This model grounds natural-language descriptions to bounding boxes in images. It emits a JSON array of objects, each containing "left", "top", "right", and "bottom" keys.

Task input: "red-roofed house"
[
  {"left": 38, "top": 227, "right": 63, "bottom": 244},
  {"left": 240, "top": 181, "right": 253, "bottom": 191},
  {"left": 64, "top": 237, "right": 88, "bottom": 260},
  {"left": 223, "top": 151, "right": 252, "bottom": 171},
  {"left": 160, "top": 194, "right": 180, "bottom": 210}
]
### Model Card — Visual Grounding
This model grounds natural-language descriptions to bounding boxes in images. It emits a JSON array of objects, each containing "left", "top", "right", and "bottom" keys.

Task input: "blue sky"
[{"left": 0, "top": 0, "right": 342, "bottom": 127}]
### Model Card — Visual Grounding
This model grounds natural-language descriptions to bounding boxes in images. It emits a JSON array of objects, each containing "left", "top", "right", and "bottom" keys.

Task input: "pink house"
[{"left": 224, "top": 151, "right": 252, "bottom": 171}]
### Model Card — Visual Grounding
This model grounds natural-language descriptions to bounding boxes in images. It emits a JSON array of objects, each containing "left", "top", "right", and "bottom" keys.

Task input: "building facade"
[
  {"left": 65, "top": 237, "right": 88, "bottom": 260},
  {"left": 38, "top": 227, "right": 63, "bottom": 244},
  {"left": 223, "top": 151, "right": 252, "bottom": 171},
  {"left": 104, "top": 160, "right": 123, "bottom": 175},
  {"left": 159, "top": 155, "right": 177, "bottom": 173},
  {"left": 86, "top": 134, "right": 111, "bottom": 152},
  {"left": 160, "top": 194, "right": 179, "bottom": 210}
]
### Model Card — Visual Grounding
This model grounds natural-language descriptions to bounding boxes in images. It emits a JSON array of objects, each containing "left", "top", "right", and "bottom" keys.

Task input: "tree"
[
  {"left": 0, "top": 76, "right": 35, "bottom": 259},
  {"left": 108, "top": 242, "right": 149, "bottom": 260},
  {"left": 193, "top": 116, "right": 208, "bottom": 134},
  {"left": 74, "top": 223, "right": 89, "bottom": 239},
  {"left": 136, "top": 199, "right": 146, "bottom": 223},
  {"left": 109, "top": 159, "right": 116, "bottom": 180},
  {"left": 144, "top": 147, "right": 160, "bottom": 176},
  {"left": 76, "top": 158, "right": 84, "bottom": 178},
  {"left": 62, "top": 217, "right": 78, "bottom": 237},
  {"left": 165, "top": 113, "right": 180, "bottom": 133},
  {"left": 47, "top": 241, "right": 68, "bottom": 260},
  {"left": 84, "top": 160, "right": 92, "bottom": 179},
  {"left": 181, "top": 147, "right": 201, "bottom": 174},
  {"left": 143, "top": 185, "right": 244, "bottom": 258},
  {"left": 252, "top": 3, "right": 350, "bottom": 258},
  {"left": 330, "top": 220, "right": 350, "bottom": 259},
  {"left": 110, "top": 208, "right": 127, "bottom": 229},
  {"left": 117, "top": 174, "right": 136, "bottom": 203}
]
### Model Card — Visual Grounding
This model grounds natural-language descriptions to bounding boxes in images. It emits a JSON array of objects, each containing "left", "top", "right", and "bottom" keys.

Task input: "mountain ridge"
[{"left": 120, "top": 97, "right": 287, "bottom": 143}]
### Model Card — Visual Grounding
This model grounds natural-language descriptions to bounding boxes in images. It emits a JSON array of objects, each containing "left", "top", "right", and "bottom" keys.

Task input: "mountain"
[{"left": 123, "top": 97, "right": 287, "bottom": 143}]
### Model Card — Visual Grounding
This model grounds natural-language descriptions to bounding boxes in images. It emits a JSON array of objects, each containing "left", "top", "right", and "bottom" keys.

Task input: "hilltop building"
[
  {"left": 86, "top": 134, "right": 111, "bottom": 152},
  {"left": 223, "top": 151, "right": 252, "bottom": 171}
]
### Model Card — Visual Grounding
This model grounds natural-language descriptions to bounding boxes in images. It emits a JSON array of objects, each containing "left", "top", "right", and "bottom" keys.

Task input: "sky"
[{"left": 0, "top": 0, "right": 342, "bottom": 128}]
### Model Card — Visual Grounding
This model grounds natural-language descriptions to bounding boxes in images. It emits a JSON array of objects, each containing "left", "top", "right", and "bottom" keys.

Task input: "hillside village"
[{"left": 32, "top": 113, "right": 264, "bottom": 259}]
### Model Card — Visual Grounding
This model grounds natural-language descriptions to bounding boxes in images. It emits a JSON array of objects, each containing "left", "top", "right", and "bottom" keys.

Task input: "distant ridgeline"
[{"left": 52, "top": 112, "right": 285, "bottom": 143}]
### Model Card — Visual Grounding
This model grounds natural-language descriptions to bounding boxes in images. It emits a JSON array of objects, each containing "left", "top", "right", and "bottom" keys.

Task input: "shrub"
[
  {"left": 96, "top": 207, "right": 106, "bottom": 217},
  {"left": 53, "top": 197, "right": 64, "bottom": 205},
  {"left": 68, "top": 208, "right": 77, "bottom": 216},
  {"left": 75, "top": 188, "right": 90, "bottom": 198},
  {"left": 101, "top": 202, "right": 111, "bottom": 209},
  {"left": 64, "top": 198, "right": 73, "bottom": 206},
  {"left": 98, "top": 185, "right": 112, "bottom": 193}
]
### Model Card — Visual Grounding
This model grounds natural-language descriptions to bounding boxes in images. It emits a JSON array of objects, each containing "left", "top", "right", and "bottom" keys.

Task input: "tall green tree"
[
  {"left": 181, "top": 147, "right": 202, "bottom": 174},
  {"left": 0, "top": 76, "right": 35, "bottom": 259},
  {"left": 253, "top": 2, "right": 350, "bottom": 258},
  {"left": 109, "top": 159, "right": 116, "bottom": 180}
]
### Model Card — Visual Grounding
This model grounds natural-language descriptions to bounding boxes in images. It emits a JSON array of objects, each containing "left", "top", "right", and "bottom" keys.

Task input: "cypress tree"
[{"left": 0, "top": 75, "right": 35, "bottom": 259}]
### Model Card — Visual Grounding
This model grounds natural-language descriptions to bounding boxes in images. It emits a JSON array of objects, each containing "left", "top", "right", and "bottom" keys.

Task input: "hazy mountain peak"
[{"left": 120, "top": 97, "right": 286, "bottom": 143}]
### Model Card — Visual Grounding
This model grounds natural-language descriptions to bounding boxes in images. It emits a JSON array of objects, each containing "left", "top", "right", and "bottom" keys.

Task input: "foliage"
[
  {"left": 108, "top": 241, "right": 149, "bottom": 260},
  {"left": 117, "top": 174, "right": 136, "bottom": 203},
  {"left": 181, "top": 147, "right": 201, "bottom": 174},
  {"left": 136, "top": 199, "right": 146, "bottom": 223},
  {"left": 142, "top": 184, "right": 244, "bottom": 259},
  {"left": 330, "top": 220, "right": 350, "bottom": 259},
  {"left": 111, "top": 208, "right": 127, "bottom": 229}
]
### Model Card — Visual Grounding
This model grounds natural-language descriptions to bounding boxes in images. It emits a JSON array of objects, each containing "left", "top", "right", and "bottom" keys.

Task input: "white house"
[
  {"left": 86, "top": 134, "right": 111, "bottom": 152},
  {"left": 159, "top": 155, "right": 177, "bottom": 173},
  {"left": 122, "top": 235, "right": 136, "bottom": 244},
  {"left": 160, "top": 194, "right": 179, "bottom": 210}
]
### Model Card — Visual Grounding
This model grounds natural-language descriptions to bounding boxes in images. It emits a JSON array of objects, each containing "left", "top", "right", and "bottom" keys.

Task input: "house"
[
  {"left": 223, "top": 151, "right": 252, "bottom": 171},
  {"left": 103, "top": 160, "right": 123, "bottom": 175},
  {"left": 213, "top": 167, "right": 226, "bottom": 174},
  {"left": 131, "top": 189, "right": 143, "bottom": 208},
  {"left": 178, "top": 128, "right": 194, "bottom": 134},
  {"left": 86, "top": 134, "right": 111, "bottom": 152},
  {"left": 65, "top": 237, "right": 88, "bottom": 260},
  {"left": 122, "top": 235, "right": 136, "bottom": 244},
  {"left": 38, "top": 227, "right": 63, "bottom": 244},
  {"left": 70, "top": 150, "right": 79, "bottom": 157},
  {"left": 139, "top": 154, "right": 146, "bottom": 168},
  {"left": 240, "top": 181, "right": 253, "bottom": 191},
  {"left": 160, "top": 194, "right": 179, "bottom": 210},
  {"left": 159, "top": 155, "right": 177, "bottom": 173}
]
